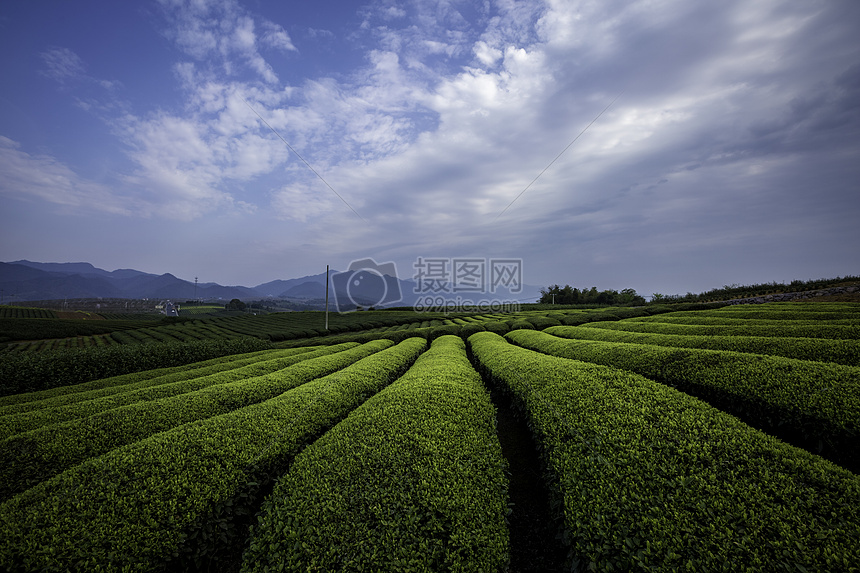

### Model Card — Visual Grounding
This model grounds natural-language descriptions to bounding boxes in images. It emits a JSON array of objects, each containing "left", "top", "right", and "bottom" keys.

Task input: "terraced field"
[{"left": 0, "top": 302, "right": 858, "bottom": 571}]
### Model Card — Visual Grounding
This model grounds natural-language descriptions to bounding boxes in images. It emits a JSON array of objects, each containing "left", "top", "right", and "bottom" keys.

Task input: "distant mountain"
[
  {"left": 255, "top": 272, "right": 330, "bottom": 298},
  {"left": 282, "top": 281, "right": 327, "bottom": 299},
  {"left": 11, "top": 260, "right": 149, "bottom": 280},
  {"left": 0, "top": 261, "right": 254, "bottom": 302},
  {"left": 0, "top": 263, "right": 125, "bottom": 300},
  {"left": 0, "top": 260, "right": 543, "bottom": 306}
]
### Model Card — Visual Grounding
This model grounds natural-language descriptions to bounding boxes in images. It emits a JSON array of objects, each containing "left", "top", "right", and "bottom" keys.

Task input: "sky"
[{"left": 1, "top": 0, "right": 858, "bottom": 299}]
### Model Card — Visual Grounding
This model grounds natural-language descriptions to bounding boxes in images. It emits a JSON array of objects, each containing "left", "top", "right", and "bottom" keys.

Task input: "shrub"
[
  {"left": 469, "top": 332, "right": 860, "bottom": 572},
  {"left": 547, "top": 326, "right": 860, "bottom": 367},
  {"left": 483, "top": 321, "right": 510, "bottom": 334},
  {"left": 526, "top": 316, "right": 562, "bottom": 329},
  {"left": 0, "top": 337, "right": 272, "bottom": 397},
  {"left": 459, "top": 323, "right": 486, "bottom": 339},
  {"left": 0, "top": 342, "right": 377, "bottom": 502},
  {"left": 508, "top": 320, "right": 535, "bottom": 331},
  {"left": 510, "top": 329, "right": 860, "bottom": 472},
  {"left": 242, "top": 336, "right": 508, "bottom": 572},
  {"left": 0, "top": 338, "right": 427, "bottom": 572},
  {"left": 427, "top": 325, "right": 460, "bottom": 341}
]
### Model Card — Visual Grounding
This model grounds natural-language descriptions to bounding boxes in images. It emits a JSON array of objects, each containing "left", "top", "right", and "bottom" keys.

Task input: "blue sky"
[{"left": 1, "top": 0, "right": 858, "bottom": 297}]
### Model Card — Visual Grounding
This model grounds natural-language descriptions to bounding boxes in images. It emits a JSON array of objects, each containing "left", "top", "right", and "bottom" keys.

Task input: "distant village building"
[{"left": 161, "top": 301, "right": 179, "bottom": 316}]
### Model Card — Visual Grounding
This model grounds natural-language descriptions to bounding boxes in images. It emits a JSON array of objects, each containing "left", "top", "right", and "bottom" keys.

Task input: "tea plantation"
[{"left": 0, "top": 302, "right": 858, "bottom": 571}]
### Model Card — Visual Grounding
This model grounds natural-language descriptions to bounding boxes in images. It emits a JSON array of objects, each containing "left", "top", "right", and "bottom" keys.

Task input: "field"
[{"left": 0, "top": 301, "right": 859, "bottom": 571}]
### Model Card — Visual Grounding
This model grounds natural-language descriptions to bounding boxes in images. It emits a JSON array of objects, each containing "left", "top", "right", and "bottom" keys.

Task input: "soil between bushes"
[{"left": 490, "top": 388, "right": 569, "bottom": 572}]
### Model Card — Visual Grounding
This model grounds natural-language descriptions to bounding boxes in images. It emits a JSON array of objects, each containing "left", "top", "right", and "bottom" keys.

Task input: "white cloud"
[
  {"left": 473, "top": 40, "right": 502, "bottom": 67},
  {"left": 0, "top": 136, "right": 137, "bottom": 216},
  {"left": 261, "top": 21, "right": 297, "bottom": 52},
  {"left": 262, "top": 0, "right": 860, "bottom": 271},
  {"left": 270, "top": 183, "right": 335, "bottom": 222},
  {"left": 233, "top": 16, "right": 256, "bottom": 52},
  {"left": 113, "top": 80, "right": 296, "bottom": 219},
  {"left": 15, "top": 0, "right": 859, "bottom": 292},
  {"left": 157, "top": 0, "right": 294, "bottom": 84},
  {"left": 39, "top": 47, "right": 87, "bottom": 83},
  {"left": 39, "top": 47, "right": 123, "bottom": 97}
]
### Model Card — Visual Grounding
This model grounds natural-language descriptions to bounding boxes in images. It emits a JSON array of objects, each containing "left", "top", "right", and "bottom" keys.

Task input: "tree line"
[
  {"left": 538, "top": 285, "right": 647, "bottom": 306},
  {"left": 541, "top": 275, "right": 859, "bottom": 306}
]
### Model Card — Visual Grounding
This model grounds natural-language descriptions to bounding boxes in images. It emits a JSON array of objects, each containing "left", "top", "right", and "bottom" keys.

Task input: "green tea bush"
[
  {"left": 242, "top": 336, "right": 508, "bottom": 572},
  {"left": 383, "top": 329, "right": 428, "bottom": 343},
  {"left": 558, "top": 312, "right": 621, "bottom": 327},
  {"left": 459, "top": 322, "right": 486, "bottom": 339},
  {"left": 0, "top": 306, "right": 58, "bottom": 319},
  {"left": 606, "top": 308, "right": 649, "bottom": 319},
  {"left": 469, "top": 332, "right": 860, "bottom": 572},
  {"left": 0, "top": 337, "right": 272, "bottom": 397},
  {"left": 691, "top": 308, "right": 860, "bottom": 321},
  {"left": 626, "top": 315, "right": 856, "bottom": 326},
  {"left": 559, "top": 315, "right": 590, "bottom": 326},
  {"left": 0, "top": 342, "right": 379, "bottom": 502},
  {"left": 510, "top": 329, "right": 860, "bottom": 472},
  {"left": 0, "top": 347, "right": 323, "bottom": 432},
  {"left": 585, "top": 320, "right": 859, "bottom": 339},
  {"left": 0, "top": 338, "right": 426, "bottom": 572},
  {"left": 427, "top": 324, "right": 460, "bottom": 341},
  {"left": 0, "top": 317, "right": 136, "bottom": 343},
  {"left": 526, "top": 316, "right": 562, "bottom": 329},
  {"left": 0, "top": 348, "right": 281, "bottom": 410},
  {"left": 483, "top": 321, "right": 510, "bottom": 334},
  {"left": 548, "top": 326, "right": 860, "bottom": 367}
]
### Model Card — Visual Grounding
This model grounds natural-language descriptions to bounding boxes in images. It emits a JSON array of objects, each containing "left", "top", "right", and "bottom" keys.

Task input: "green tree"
[
  {"left": 225, "top": 299, "right": 246, "bottom": 311},
  {"left": 618, "top": 288, "right": 647, "bottom": 306}
]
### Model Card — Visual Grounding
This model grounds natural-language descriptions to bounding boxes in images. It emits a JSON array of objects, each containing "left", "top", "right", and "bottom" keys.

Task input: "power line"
[
  {"left": 241, "top": 97, "right": 366, "bottom": 222},
  {"left": 494, "top": 89, "right": 625, "bottom": 221}
]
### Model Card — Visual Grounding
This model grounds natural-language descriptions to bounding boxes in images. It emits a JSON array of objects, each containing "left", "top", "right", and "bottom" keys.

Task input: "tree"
[
  {"left": 618, "top": 288, "right": 647, "bottom": 306},
  {"left": 595, "top": 289, "right": 616, "bottom": 305},
  {"left": 541, "top": 284, "right": 645, "bottom": 306},
  {"left": 225, "top": 298, "right": 246, "bottom": 311},
  {"left": 538, "top": 285, "right": 561, "bottom": 304}
]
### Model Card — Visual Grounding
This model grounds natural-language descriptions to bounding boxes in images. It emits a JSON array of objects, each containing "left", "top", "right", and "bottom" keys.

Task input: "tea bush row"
[
  {"left": 469, "top": 332, "right": 860, "bottom": 572},
  {"left": 548, "top": 325, "right": 860, "bottom": 367},
  {"left": 0, "top": 338, "right": 426, "bottom": 572},
  {"left": 0, "top": 347, "right": 279, "bottom": 409},
  {"left": 0, "top": 336, "right": 272, "bottom": 397},
  {"left": 0, "top": 317, "right": 139, "bottom": 344},
  {"left": 626, "top": 315, "right": 857, "bottom": 325},
  {"left": 242, "top": 336, "right": 509, "bottom": 572},
  {"left": 511, "top": 329, "right": 860, "bottom": 471},
  {"left": 0, "top": 345, "right": 346, "bottom": 439},
  {"left": 0, "top": 306, "right": 58, "bottom": 319},
  {"left": 0, "top": 341, "right": 381, "bottom": 502},
  {"left": 583, "top": 320, "right": 859, "bottom": 340}
]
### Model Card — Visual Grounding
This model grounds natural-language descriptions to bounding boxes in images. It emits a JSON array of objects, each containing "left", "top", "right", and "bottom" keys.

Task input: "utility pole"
[
  {"left": 194, "top": 277, "right": 198, "bottom": 305},
  {"left": 325, "top": 265, "right": 330, "bottom": 331},
  {"left": 552, "top": 293, "right": 555, "bottom": 305}
]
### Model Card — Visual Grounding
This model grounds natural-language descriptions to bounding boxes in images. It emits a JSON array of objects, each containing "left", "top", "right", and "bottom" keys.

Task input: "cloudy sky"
[{"left": 1, "top": 0, "right": 858, "bottom": 298}]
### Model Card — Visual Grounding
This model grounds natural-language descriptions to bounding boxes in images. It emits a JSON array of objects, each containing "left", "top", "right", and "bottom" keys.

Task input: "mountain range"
[{"left": 0, "top": 261, "right": 542, "bottom": 308}]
